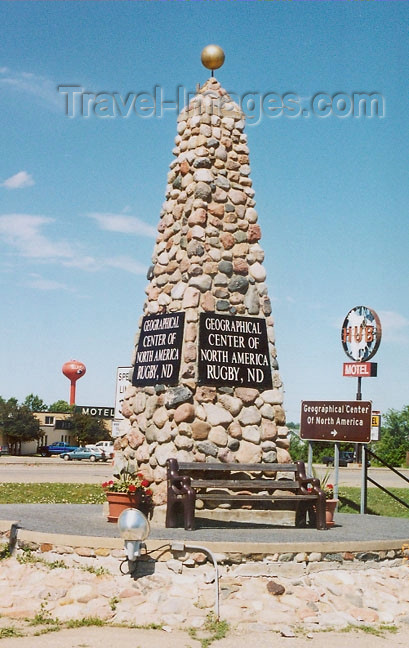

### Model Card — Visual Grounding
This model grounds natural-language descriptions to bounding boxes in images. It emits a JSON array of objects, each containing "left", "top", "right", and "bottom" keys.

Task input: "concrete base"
[
  {"left": 103, "top": 502, "right": 295, "bottom": 528},
  {"left": 150, "top": 505, "right": 295, "bottom": 527}
]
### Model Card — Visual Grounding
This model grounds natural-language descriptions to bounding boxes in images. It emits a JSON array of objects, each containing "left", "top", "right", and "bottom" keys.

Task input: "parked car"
[
  {"left": 86, "top": 441, "right": 114, "bottom": 459},
  {"left": 60, "top": 447, "right": 107, "bottom": 462},
  {"left": 38, "top": 441, "right": 78, "bottom": 457},
  {"left": 0, "top": 444, "right": 9, "bottom": 456},
  {"left": 322, "top": 451, "right": 355, "bottom": 467}
]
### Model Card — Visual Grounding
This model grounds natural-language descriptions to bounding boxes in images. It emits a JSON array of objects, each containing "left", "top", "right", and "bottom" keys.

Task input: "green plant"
[
  {"left": 17, "top": 550, "right": 68, "bottom": 570},
  {"left": 0, "top": 544, "right": 11, "bottom": 560},
  {"left": 65, "top": 617, "right": 105, "bottom": 628},
  {"left": 312, "top": 466, "right": 334, "bottom": 499},
  {"left": 109, "top": 595, "right": 120, "bottom": 611},
  {"left": 29, "top": 602, "right": 60, "bottom": 627},
  {"left": 188, "top": 613, "right": 229, "bottom": 648},
  {"left": 80, "top": 564, "right": 110, "bottom": 576},
  {"left": 340, "top": 623, "right": 398, "bottom": 637},
  {"left": 0, "top": 626, "right": 23, "bottom": 638}
]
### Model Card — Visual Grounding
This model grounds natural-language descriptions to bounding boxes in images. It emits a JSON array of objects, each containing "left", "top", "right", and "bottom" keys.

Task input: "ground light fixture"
[
  {"left": 116, "top": 511, "right": 220, "bottom": 618},
  {"left": 117, "top": 508, "right": 150, "bottom": 562}
]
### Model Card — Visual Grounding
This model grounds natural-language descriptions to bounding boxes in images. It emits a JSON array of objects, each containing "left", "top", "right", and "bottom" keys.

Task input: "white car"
[{"left": 86, "top": 441, "right": 114, "bottom": 459}]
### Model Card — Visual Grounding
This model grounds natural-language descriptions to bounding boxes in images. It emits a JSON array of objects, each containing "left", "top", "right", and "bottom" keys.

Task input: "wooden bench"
[{"left": 166, "top": 459, "right": 327, "bottom": 531}]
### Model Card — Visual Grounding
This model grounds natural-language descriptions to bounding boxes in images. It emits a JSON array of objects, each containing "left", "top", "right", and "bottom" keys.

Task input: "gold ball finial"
[{"left": 201, "top": 44, "right": 225, "bottom": 71}]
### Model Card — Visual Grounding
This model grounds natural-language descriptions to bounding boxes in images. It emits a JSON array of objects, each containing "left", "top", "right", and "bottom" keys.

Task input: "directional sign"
[
  {"left": 300, "top": 400, "right": 372, "bottom": 443},
  {"left": 371, "top": 411, "right": 381, "bottom": 441}
]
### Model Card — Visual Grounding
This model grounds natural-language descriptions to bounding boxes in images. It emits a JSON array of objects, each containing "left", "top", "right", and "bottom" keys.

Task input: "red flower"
[
  {"left": 141, "top": 479, "right": 150, "bottom": 488},
  {"left": 128, "top": 484, "right": 137, "bottom": 493},
  {"left": 327, "top": 484, "right": 334, "bottom": 490},
  {"left": 145, "top": 489, "right": 153, "bottom": 496},
  {"left": 137, "top": 473, "right": 144, "bottom": 478}
]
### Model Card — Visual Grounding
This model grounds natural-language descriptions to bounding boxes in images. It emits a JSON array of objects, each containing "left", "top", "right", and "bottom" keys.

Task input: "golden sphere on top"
[{"left": 201, "top": 44, "right": 225, "bottom": 71}]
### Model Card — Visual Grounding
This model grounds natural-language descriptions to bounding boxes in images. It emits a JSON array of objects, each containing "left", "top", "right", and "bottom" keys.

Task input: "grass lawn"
[
  {"left": 338, "top": 487, "right": 409, "bottom": 517},
  {"left": 0, "top": 483, "right": 407, "bottom": 517},
  {"left": 0, "top": 483, "right": 106, "bottom": 504}
]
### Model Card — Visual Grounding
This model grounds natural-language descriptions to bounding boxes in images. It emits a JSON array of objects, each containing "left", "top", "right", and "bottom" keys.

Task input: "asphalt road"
[
  {"left": 0, "top": 456, "right": 408, "bottom": 487},
  {"left": 0, "top": 456, "right": 113, "bottom": 483}
]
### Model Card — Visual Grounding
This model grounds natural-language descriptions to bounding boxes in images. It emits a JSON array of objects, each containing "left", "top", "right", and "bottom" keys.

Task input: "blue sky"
[{"left": 0, "top": 1, "right": 408, "bottom": 423}]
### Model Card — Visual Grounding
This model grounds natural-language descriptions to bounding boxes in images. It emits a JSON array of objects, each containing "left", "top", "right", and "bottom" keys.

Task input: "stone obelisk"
[{"left": 118, "top": 47, "right": 290, "bottom": 503}]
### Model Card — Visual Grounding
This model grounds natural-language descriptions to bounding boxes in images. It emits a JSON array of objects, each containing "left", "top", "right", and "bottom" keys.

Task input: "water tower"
[{"left": 62, "top": 360, "right": 86, "bottom": 405}]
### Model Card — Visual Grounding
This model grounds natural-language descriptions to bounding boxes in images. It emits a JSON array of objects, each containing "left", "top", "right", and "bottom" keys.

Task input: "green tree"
[
  {"left": 48, "top": 400, "right": 73, "bottom": 413},
  {"left": 372, "top": 406, "right": 409, "bottom": 467},
  {"left": 68, "top": 413, "right": 109, "bottom": 445},
  {"left": 288, "top": 429, "right": 308, "bottom": 462},
  {"left": 23, "top": 393, "right": 48, "bottom": 412},
  {"left": 0, "top": 397, "right": 41, "bottom": 455}
]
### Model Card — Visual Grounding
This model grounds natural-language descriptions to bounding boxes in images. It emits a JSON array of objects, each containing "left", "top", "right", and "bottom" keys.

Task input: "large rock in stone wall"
[{"left": 118, "top": 78, "right": 289, "bottom": 500}]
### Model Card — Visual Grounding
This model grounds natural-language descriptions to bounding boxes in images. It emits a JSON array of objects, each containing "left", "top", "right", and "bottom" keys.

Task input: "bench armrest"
[{"left": 169, "top": 475, "right": 192, "bottom": 495}]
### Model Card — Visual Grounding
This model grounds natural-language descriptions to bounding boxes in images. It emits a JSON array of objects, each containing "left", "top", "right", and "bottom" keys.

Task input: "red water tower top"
[
  {"left": 62, "top": 360, "right": 86, "bottom": 405},
  {"left": 62, "top": 360, "right": 86, "bottom": 382}
]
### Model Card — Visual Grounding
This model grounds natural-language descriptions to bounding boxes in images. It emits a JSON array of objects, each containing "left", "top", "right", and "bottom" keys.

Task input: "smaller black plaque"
[
  {"left": 132, "top": 312, "right": 185, "bottom": 387},
  {"left": 198, "top": 313, "right": 273, "bottom": 389}
]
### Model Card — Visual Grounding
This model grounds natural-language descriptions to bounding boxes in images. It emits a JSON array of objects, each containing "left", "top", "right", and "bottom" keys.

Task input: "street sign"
[
  {"left": 300, "top": 400, "right": 372, "bottom": 442},
  {"left": 343, "top": 362, "right": 377, "bottom": 377},
  {"left": 371, "top": 411, "right": 381, "bottom": 441},
  {"left": 114, "top": 367, "right": 132, "bottom": 420}
]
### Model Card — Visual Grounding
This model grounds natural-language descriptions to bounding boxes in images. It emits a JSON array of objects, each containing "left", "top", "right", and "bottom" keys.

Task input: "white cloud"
[
  {"left": 0, "top": 67, "right": 60, "bottom": 109},
  {"left": 0, "top": 213, "right": 148, "bottom": 277},
  {"left": 377, "top": 310, "right": 409, "bottom": 343},
  {"left": 26, "top": 274, "right": 73, "bottom": 292},
  {"left": 2, "top": 171, "right": 34, "bottom": 190},
  {"left": 0, "top": 214, "right": 74, "bottom": 259},
  {"left": 88, "top": 212, "right": 156, "bottom": 238},
  {"left": 105, "top": 256, "right": 147, "bottom": 275}
]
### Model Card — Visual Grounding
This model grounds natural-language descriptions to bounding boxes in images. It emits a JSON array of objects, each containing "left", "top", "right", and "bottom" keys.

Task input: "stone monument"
[{"left": 117, "top": 47, "right": 290, "bottom": 504}]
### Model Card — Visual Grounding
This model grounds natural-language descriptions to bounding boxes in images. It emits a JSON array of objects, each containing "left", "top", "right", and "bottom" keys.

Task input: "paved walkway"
[{"left": 1, "top": 504, "right": 408, "bottom": 550}]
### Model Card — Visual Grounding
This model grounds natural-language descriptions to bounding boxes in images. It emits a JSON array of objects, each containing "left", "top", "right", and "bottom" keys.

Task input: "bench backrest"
[{"left": 176, "top": 462, "right": 298, "bottom": 473}]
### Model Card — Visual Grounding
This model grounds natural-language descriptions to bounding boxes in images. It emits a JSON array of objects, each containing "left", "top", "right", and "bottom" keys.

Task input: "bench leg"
[
  {"left": 315, "top": 493, "right": 327, "bottom": 530},
  {"left": 295, "top": 501, "right": 308, "bottom": 528},
  {"left": 165, "top": 495, "right": 178, "bottom": 528},
  {"left": 183, "top": 489, "right": 196, "bottom": 531}
]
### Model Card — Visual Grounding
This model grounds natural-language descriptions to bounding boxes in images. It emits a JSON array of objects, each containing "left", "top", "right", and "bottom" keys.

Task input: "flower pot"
[
  {"left": 106, "top": 491, "right": 142, "bottom": 523},
  {"left": 325, "top": 499, "right": 338, "bottom": 527}
]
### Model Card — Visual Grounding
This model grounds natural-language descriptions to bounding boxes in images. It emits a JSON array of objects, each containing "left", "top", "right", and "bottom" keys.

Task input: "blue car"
[{"left": 60, "top": 447, "right": 107, "bottom": 462}]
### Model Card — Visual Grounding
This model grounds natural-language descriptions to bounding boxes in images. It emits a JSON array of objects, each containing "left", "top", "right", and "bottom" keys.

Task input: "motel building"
[{"left": 0, "top": 407, "right": 114, "bottom": 456}]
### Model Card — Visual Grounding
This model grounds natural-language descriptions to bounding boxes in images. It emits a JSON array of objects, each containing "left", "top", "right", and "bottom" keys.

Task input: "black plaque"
[
  {"left": 132, "top": 312, "right": 185, "bottom": 387},
  {"left": 198, "top": 313, "right": 272, "bottom": 389}
]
